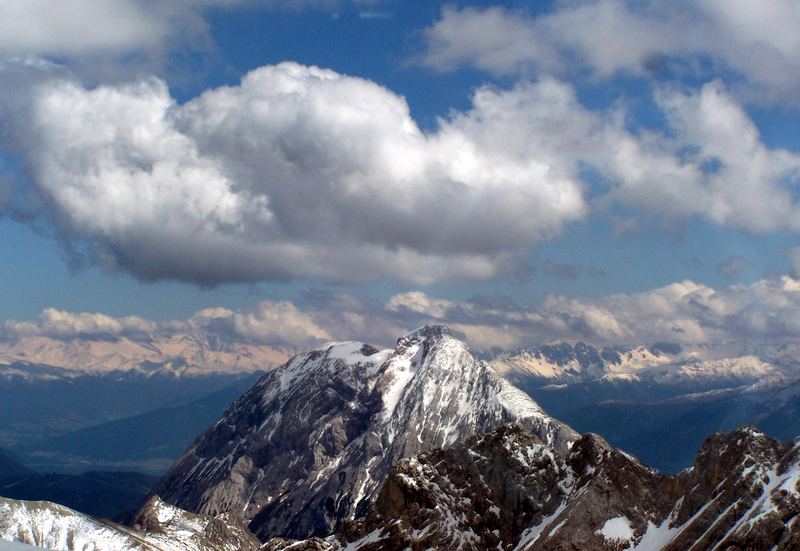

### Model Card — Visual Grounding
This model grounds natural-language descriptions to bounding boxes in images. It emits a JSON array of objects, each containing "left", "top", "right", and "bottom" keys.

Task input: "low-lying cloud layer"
[
  {"left": 1, "top": 59, "right": 797, "bottom": 286},
  {"left": 5, "top": 275, "right": 800, "bottom": 353},
  {"left": 2, "top": 300, "right": 331, "bottom": 349}
]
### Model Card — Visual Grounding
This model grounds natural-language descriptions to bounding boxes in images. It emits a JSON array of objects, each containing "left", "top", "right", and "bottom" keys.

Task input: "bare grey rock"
[
  {"left": 147, "top": 326, "right": 578, "bottom": 540},
  {"left": 266, "top": 424, "right": 800, "bottom": 550}
]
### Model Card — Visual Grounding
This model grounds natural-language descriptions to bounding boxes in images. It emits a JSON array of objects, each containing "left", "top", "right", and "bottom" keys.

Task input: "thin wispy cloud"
[
  {"left": 717, "top": 256, "right": 755, "bottom": 277},
  {"left": 358, "top": 11, "right": 395, "bottom": 19}
]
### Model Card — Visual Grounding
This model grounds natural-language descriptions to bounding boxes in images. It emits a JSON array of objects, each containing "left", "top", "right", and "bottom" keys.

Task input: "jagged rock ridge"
[
  {"left": 267, "top": 424, "right": 800, "bottom": 550},
  {"left": 2, "top": 424, "right": 798, "bottom": 550},
  {"left": 147, "top": 325, "right": 578, "bottom": 540}
]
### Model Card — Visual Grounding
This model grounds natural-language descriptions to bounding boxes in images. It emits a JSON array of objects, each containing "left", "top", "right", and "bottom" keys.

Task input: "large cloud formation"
[
  {"left": 420, "top": 1, "right": 800, "bottom": 106},
  {"left": 0, "top": 60, "right": 586, "bottom": 285},
  {"left": 1, "top": 58, "right": 797, "bottom": 285},
  {"left": 3, "top": 308, "right": 157, "bottom": 341},
  {"left": 386, "top": 276, "right": 800, "bottom": 349}
]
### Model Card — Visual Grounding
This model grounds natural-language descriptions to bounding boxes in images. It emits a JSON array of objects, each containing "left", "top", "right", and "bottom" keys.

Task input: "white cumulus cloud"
[
  {"left": 385, "top": 276, "right": 800, "bottom": 349},
  {"left": 0, "top": 60, "right": 586, "bottom": 285},
  {"left": 3, "top": 308, "right": 156, "bottom": 340}
]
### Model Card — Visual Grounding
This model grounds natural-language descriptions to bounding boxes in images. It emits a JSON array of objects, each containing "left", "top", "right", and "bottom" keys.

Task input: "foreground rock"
[
  {"left": 148, "top": 326, "right": 577, "bottom": 540},
  {"left": 2, "top": 425, "right": 798, "bottom": 549},
  {"left": 266, "top": 424, "right": 800, "bottom": 550},
  {"left": 0, "top": 495, "right": 259, "bottom": 551}
]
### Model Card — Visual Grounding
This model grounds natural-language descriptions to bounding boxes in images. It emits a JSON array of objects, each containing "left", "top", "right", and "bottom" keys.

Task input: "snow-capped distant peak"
[{"left": 492, "top": 341, "right": 793, "bottom": 393}]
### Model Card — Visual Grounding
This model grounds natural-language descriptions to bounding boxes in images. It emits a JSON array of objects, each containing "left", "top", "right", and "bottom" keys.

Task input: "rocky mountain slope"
[
  {"left": 268, "top": 424, "right": 800, "bottom": 550},
  {"left": 148, "top": 326, "right": 578, "bottom": 540},
  {"left": 0, "top": 495, "right": 259, "bottom": 551},
  {"left": 2, "top": 424, "right": 797, "bottom": 550}
]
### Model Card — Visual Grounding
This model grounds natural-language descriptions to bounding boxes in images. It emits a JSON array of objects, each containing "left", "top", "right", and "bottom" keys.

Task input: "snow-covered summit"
[
  {"left": 398, "top": 324, "right": 451, "bottom": 342},
  {"left": 147, "top": 326, "right": 577, "bottom": 540}
]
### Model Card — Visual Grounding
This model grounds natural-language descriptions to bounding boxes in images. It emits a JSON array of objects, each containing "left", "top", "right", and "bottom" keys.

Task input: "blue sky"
[{"left": 0, "top": 0, "right": 799, "bottom": 350}]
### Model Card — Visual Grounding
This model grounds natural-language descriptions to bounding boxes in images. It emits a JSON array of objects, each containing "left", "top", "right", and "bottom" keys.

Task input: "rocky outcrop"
[
  {"left": 2, "top": 416, "right": 798, "bottom": 550},
  {"left": 265, "top": 424, "right": 800, "bottom": 550},
  {"left": 131, "top": 496, "right": 260, "bottom": 551},
  {"left": 147, "top": 326, "right": 578, "bottom": 541},
  {"left": 0, "top": 495, "right": 259, "bottom": 551},
  {"left": 663, "top": 426, "right": 800, "bottom": 550}
]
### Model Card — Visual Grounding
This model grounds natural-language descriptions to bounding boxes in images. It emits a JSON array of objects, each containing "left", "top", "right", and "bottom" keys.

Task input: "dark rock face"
[
  {"left": 341, "top": 425, "right": 567, "bottom": 550},
  {"left": 147, "top": 326, "right": 578, "bottom": 541},
  {"left": 266, "top": 424, "right": 800, "bottom": 550},
  {"left": 663, "top": 426, "right": 800, "bottom": 550}
]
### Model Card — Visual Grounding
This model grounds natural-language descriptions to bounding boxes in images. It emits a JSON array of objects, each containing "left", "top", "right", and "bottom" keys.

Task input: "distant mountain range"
[
  {"left": 18, "top": 373, "right": 263, "bottom": 474},
  {"left": 0, "top": 448, "right": 157, "bottom": 521},
  {"left": 0, "top": 332, "right": 270, "bottom": 473},
  {"left": 492, "top": 341, "right": 800, "bottom": 471},
  {"left": 492, "top": 340, "right": 797, "bottom": 395},
  {"left": 0, "top": 327, "right": 797, "bottom": 550},
  {"left": 0, "top": 333, "right": 288, "bottom": 378},
  {"left": 0, "top": 471, "right": 158, "bottom": 522},
  {"left": 0, "top": 451, "right": 33, "bottom": 480},
  {"left": 3, "top": 332, "right": 800, "bottom": 478},
  {"left": 0, "top": 368, "right": 263, "bottom": 472}
]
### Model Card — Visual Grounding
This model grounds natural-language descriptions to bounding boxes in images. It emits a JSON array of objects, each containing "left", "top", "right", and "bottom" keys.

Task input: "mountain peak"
[
  {"left": 147, "top": 328, "right": 577, "bottom": 540},
  {"left": 398, "top": 324, "right": 451, "bottom": 344}
]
